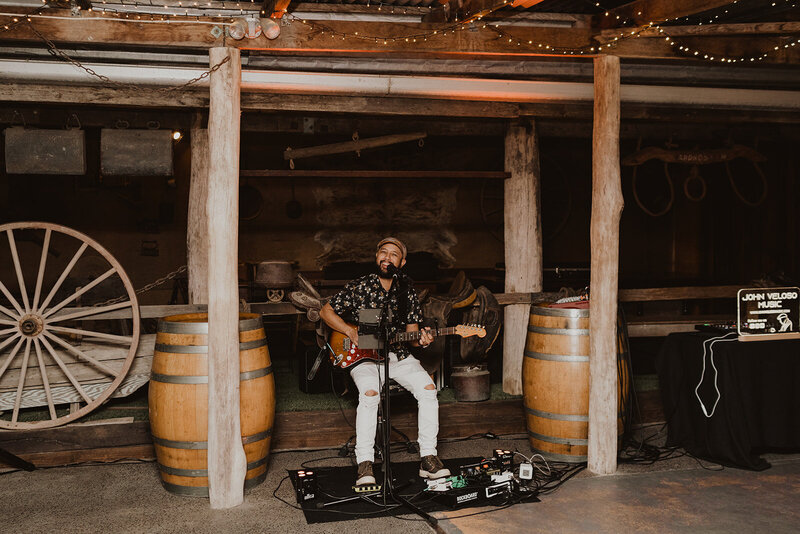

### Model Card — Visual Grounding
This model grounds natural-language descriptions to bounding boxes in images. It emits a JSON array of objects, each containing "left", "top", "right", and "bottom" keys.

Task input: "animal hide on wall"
[{"left": 313, "top": 180, "right": 458, "bottom": 267}]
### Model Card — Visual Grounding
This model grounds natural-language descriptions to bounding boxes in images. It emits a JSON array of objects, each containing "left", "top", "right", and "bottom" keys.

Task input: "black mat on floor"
[{"left": 288, "top": 457, "right": 513, "bottom": 524}]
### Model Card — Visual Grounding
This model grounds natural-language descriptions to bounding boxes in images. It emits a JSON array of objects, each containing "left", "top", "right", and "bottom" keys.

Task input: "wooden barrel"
[
  {"left": 522, "top": 304, "right": 631, "bottom": 463},
  {"left": 148, "top": 313, "right": 275, "bottom": 497}
]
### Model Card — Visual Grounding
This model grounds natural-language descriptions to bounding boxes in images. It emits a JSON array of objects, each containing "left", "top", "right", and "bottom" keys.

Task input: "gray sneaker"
[
  {"left": 356, "top": 461, "right": 376, "bottom": 486},
  {"left": 419, "top": 455, "right": 450, "bottom": 479}
]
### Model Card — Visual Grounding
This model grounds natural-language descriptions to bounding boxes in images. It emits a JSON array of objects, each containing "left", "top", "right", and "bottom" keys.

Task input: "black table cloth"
[{"left": 656, "top": 332, "right": 800, "bottom": 470}]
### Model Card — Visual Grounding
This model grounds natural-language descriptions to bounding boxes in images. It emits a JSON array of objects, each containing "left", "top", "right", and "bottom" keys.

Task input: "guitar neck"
[{"left": 391, "top": 327, "right": 459, "bottom": 344}]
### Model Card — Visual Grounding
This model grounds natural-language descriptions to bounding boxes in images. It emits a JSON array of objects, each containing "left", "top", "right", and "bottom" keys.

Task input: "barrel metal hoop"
[
  {"left": 160, "top": 471, "right": 266, "bottom": 497},
  {"left": 156, "top": 455, "right": 266, "bottom": 478},
  {"left": 527, "top": 325, "right": 589, "bottom": 336},
  {"left": 245, "top": 470, "right": 267, "bottom": 489},
  {"left": 160, "top": 480, "right": 209, "bottom": 497},
  {"left": 524, "top": 350, "right": 589, "bottom": 362},
  {"left": 242, "top": 428, "right": 272, "bottom": 445},
  {"left": 151, "top": 373, "right": 208, "bottom": 384},
  {"left": 158, "top": 463, "right": 207, "bottom": 477},
  {"left": 154, "top": 343, "right": 207, "bottom": 354},
  {"left": 239, "top": 338, "right": 269, "bottom": 351},
  {"left": 240, "top": 365, "right": 273, "bottom": 381},
  {"left": 240, "top": 317, "right": 264, "bottom": 332},
  {"left": 524, "top": 405, "right": 589, "bottom": 422},
  {"left": 157, "top": 317, "right": 264, "bottom": 335},
  {"left": 157, "top": 321, "right": 209, "bottom": 335},
  {"left": 154, "top": 337, "right": 267, "bottom": 354},
  {"left": 247, "top": 456, "right": 268, "bottom": 470},
  {"left": 528, "top": 429, "right": 588, "bottom": 446},
  {"left": 152, "top": 436, "right": 208, "bottom": 450},
  {"left": 530, "top": 306, "right": 589, "bottom": 318},
  {"left": 151, "top": 365, "right": 273, "bottom": 384},
  {"left": 529, "top": 448, "right": 588, "bottom": 463},
  {"left": 154, "top": 430, "right": 271, "bottom": 449}
]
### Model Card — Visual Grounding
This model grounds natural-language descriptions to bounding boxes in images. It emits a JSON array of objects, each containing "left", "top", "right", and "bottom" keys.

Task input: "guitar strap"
[{"left": 395, "top": 272, "right": 410, "bottom": 328}]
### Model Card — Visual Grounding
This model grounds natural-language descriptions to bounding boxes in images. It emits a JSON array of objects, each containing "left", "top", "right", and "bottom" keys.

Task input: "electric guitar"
[{"left": 327, "top": 323, "right": 486, "bottom": 369}]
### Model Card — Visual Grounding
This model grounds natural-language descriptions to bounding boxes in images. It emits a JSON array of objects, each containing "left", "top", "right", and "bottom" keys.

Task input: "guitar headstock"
[{"left": 455, "top": 324, "right": 486, "bottom": 338}]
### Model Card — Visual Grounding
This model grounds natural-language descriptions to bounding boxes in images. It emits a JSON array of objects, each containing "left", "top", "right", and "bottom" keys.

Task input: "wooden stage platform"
[{"left": 0, "top": 392, "right": 664, "bottom": 469}]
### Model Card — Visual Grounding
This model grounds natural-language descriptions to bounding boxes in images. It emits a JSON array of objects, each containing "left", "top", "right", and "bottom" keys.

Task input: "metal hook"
[
  {"left": 66, "top": 113, "right": 81, "bottom": 130},
  {"left": 10, "top": 110, "right": 26, "bottom": 128}
]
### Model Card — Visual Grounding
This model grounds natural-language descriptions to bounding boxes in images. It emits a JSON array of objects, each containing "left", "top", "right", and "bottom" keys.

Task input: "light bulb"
[{"left": 261, "top": 17, "right": 281, "bottom": 40}]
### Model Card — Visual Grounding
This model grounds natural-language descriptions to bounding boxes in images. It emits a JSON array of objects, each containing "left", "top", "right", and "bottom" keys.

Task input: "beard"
[{"left": 376, "top": 263, "right": 393, "bottom": 280}]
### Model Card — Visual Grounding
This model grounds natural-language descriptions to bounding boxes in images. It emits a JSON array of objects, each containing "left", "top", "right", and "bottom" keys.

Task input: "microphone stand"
[
  {"left": 377, "top": 270, "right": 437, "bottom": 527},
  {"left": 319, "top": 269, "right": 436, "bottom": 526}
]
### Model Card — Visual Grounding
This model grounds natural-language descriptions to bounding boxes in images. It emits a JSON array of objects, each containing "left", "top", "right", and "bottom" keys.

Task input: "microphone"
[{"left": 386, "top": 263, "right": 402, "bottom": 276}]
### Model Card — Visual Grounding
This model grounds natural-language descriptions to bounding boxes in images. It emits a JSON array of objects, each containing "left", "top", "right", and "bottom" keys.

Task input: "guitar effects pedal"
[{"left": 289, "top": 469, "right": 318, "bottom": 502}]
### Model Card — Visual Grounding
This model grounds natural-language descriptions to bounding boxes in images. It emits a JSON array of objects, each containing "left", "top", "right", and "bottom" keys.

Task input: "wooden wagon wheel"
[
  {"left": 266, "top": 289, "right": 284, "bottom": 303},
  {"left": 0, "top": 222, "right": 140, "bottom": 429}
]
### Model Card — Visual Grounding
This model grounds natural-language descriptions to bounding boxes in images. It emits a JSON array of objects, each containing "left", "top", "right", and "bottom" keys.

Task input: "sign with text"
[{"left": 737, "top": 287, "right": 800, "bottom": 341}]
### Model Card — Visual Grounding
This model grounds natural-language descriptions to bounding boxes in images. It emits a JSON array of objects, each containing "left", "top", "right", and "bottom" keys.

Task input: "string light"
[
  {"left": 588, "top": 0, "right": 799, "bottom": 64},
  {"left": 0, "top": 0, "right": 796, "bottom": 63}
]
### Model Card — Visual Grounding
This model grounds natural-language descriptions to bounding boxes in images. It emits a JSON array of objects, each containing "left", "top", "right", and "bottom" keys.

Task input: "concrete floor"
[
  {"left": 2, "top": 436, "right": 799, "bottom": 534},
  {"left": 437, "top": 452, "right": 800, "bottom": 534}
]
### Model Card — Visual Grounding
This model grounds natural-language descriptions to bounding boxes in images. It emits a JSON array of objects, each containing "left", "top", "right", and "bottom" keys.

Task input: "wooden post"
[
  {"left": 503, "top": 120, "right": 543, "bottom": 395},
  {"left": 187, "top": 127, "right": 209, "bottom": 304},
  {"left": 206, "top": 46, "right": 246, "bottom": 508},
  {"left": 588, "top": 54, "right": 623, "bottom": 475}
]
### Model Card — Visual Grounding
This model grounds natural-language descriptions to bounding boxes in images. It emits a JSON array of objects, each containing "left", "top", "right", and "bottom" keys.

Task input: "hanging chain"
[
  {"left": 95, "top": 265, "right": 188, "bottom": 307},
  {"left": 26, "top": 21, "right": 231, "bottom": 92}
]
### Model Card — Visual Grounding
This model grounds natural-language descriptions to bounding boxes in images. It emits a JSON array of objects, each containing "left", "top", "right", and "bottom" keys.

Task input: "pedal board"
[
  {"left": 434, "top": 487, "right": 484, "bottom": 508},
  {"left": 352, "top": 483, "right": 382, "bottom": 493},
  {"left": 433, "top": 479, "right": 518, "bottom": 508}
]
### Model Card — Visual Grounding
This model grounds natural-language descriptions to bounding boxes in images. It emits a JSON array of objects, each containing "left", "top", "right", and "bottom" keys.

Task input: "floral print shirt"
[{"left": 328, "top": 273, "right": 423, "bottom": 360}]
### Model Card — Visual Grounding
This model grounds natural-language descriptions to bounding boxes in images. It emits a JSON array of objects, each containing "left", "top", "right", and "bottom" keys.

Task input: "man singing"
[{"left": 319, "top": 237, "right": 450, "bottom": 486}]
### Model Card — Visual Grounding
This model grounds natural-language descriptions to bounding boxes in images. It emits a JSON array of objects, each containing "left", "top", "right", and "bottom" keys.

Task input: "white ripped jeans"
[{"left": 349, "top": 353, "right": 439, "bottom": 464}]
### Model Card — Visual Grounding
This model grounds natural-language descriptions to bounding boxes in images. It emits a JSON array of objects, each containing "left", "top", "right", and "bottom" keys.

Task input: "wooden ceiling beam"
[
  {"left": 1, "top": 11, "right": 797, "bottom": 63},
  {"left": 592, "top": 0, "right": 735, "bottom": 30},
  {"left": 0, "top": 81, "right": 523, "bottom": 117},
  {"left": 3, "top": 81, "right": 800, "bottom": 124},
  {"left": 0, "top": 81, "right": 210, "bottom": 108},
  {"left": 262, "top": 0, "right": 292, "bottom": 19},
  {"left": 598, "top": 21, "right": 800, "bottom": 43},
  {"left": 0, "top": 11, "right": 592, "bottom": 53},
  {"left": 600, "top": 34, "right": 799, "bottom": 64},
  {"left": 453, "top": 0, "right": 547, "bottom": 24}
]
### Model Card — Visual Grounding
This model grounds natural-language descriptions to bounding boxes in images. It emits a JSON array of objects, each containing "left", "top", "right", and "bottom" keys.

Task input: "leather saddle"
[
  {"left": 417, "top": 271, "right": 477, "bottom": 373},
  {"left": 459, "top": 286, "right": 502, "bottom": 363}
]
